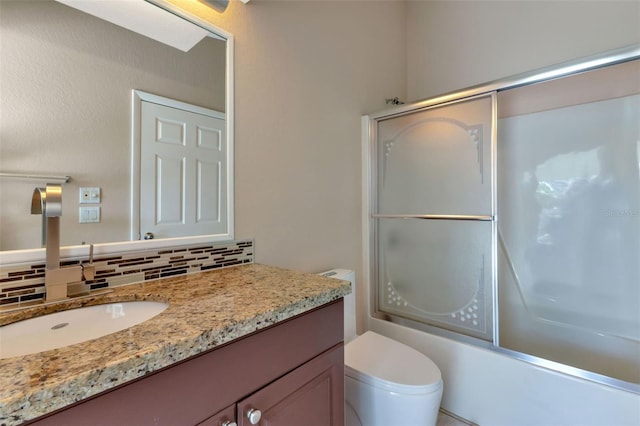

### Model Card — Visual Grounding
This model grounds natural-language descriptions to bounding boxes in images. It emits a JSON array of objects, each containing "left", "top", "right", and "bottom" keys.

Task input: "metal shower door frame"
[
  {"left": 367, "top": 92, "right": 498, "bottom": 344},
  {"left": 362, "top": 43, "right": 640, "bottom": 393}
]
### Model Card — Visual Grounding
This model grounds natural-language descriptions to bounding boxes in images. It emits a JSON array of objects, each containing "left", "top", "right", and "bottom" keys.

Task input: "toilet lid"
[{"left": 345, "top": 331, "right": 442, "bottom": 394}]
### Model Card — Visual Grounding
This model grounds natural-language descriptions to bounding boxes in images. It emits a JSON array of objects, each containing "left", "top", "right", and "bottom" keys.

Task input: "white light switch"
[
  {"left": 79, "top": 187, "right": 101, "bottom": 204},
  {"left": 79, "top": 206, "right": 101, "bottom": 223}
]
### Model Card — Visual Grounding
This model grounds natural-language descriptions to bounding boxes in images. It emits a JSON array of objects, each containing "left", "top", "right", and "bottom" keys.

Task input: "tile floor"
[{"left": 437, "top": 410, "right": 477, "bottom": 426}]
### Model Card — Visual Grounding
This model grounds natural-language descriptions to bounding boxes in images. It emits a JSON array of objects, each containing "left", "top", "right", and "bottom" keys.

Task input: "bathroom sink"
[{"left": 0, "top": 301, "right": 168, "bottom": 359}]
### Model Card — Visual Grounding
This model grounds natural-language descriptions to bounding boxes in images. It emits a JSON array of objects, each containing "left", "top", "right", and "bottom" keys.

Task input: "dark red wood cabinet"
[{"left": 28, "top": 300, "right": 344, "bottom": 426}]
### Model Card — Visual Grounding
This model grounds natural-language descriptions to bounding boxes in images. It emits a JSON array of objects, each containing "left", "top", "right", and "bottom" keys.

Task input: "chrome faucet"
[{"left": 31, "top": 184, "right": 96, "bottom": 302}]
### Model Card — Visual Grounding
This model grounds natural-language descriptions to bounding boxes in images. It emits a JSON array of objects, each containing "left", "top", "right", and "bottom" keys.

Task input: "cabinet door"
[
  {"left": 237, "top": 345, "right": 344, "bottom": 426},
  {"left": 198, "top": 403, "right": 236, "bottom": 426}
]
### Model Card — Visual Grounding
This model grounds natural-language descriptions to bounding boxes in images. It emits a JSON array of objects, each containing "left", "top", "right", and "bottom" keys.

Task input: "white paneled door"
[{"left": 140, "top": 101, "right": 226, "bottom": 240}]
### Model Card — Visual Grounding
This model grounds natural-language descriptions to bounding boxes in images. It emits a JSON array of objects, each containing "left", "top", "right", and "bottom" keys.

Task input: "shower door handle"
[{"left": 372, "top": 214, "right": 494, "bottom": 221}]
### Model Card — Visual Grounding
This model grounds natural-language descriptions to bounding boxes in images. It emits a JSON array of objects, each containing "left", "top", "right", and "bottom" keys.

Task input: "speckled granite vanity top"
[{"left": 0, "top": 263, "right": 350, "bottom": 425}]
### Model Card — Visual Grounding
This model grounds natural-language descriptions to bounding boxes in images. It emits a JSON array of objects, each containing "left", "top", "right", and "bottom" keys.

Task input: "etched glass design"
[
  {"left": 377, "top": 218, "right": 493, "bottom": 339},
  {"left": 374, "top": 94, "right": 495, "bottom": 341},
  {"left": 377, "top": 96, "right": 493, "bottom": 215}
]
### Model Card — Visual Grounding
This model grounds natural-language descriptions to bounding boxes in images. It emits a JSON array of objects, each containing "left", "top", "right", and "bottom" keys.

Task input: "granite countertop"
[{"left": 0, "top": 263, "right": 351, "bottom": 426}]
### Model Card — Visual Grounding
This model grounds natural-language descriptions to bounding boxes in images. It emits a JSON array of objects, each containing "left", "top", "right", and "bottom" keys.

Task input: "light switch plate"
[
  {"left": 79, "top": 187, "right": 101, "bottom": 204},
  {"left": 79, "top": 206, "right": 100, "bottom": 223}
]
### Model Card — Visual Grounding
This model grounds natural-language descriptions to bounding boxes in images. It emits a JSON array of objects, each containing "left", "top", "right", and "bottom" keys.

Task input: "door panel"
[
  {"left": 155, "top": 155, "right": 185, "bottom": 225},
  {"left": 140, "top": 100, "right": 226, "bottom": 239}
]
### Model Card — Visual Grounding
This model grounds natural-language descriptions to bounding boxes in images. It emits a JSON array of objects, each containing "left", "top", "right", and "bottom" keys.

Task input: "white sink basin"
[{"left": 0, "top": 301, "right": 168, "bottom": 359}]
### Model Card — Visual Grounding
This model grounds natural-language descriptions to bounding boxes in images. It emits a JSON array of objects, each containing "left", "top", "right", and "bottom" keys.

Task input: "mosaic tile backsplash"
[{"left": 0, "top": 239, "right": 253, "bottom": 308}]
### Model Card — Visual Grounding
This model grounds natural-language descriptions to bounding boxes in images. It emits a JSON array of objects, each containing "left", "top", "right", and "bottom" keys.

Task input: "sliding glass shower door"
[
  {"left": 368, "top": 52, "right": 640, "bottom": 388},
  {"left": 497, "top": 60, "right": 640, "bottom": 383},
  {"left": 374, "top": 94, "right": 496, "bottom": 341}
]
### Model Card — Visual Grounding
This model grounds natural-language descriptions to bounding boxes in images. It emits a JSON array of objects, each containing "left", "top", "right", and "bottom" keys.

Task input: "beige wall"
[
  {"left": 407, "top": 0, "right": 640, "bottom": 101},
  {"left": 168, "top": 0, "right": 407, "bottom": 282}
]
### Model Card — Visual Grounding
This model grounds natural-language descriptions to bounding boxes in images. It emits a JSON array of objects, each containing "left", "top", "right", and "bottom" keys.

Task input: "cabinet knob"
[
  {"left": 221, "top": 422, "right": 237, "bottom": 426},
  {"left": 246, "top": 408, "right": 262, "bottom": 424}
]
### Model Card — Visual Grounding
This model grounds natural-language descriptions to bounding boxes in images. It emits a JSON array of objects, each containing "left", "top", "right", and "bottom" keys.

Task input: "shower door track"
[
  {"left": 385, "top": 312, "right": 640, "bottom": 395},
  {"left": 373, "top": 214, "right": 494, "bottom": 221}
]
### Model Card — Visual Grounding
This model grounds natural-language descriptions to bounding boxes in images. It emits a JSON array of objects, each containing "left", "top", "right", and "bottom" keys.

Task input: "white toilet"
[{"left": 321, "top": 269, "right": 443, "bottom": 426}]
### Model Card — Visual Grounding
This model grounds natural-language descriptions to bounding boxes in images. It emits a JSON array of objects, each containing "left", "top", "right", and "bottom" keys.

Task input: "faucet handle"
[
  {"left": 82, "top": 244, "right": 96, "bottom": 280},
  {"left": 82, "top": 264, "right": 96, "bottom": 281}
]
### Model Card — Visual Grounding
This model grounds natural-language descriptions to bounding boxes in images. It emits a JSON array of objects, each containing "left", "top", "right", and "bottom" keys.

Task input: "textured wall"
[
  {"left": 166, "top": 0, "right": 407, "bottom": 287},
  {"left": 406, "top": 0, "right": 640, "bottom": 101}
]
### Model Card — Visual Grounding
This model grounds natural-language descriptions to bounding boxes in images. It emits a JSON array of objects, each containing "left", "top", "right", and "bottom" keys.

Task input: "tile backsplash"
[{"left": 0, "top": 239, "right": 253, "bottom": 308}]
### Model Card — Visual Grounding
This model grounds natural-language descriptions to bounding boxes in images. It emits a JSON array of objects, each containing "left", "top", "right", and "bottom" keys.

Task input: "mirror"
[{"left": 0, "top": 0, "right": 233, "bottom": 262}]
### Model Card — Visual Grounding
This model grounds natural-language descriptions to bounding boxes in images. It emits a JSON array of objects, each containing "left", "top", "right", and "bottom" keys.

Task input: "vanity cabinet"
[{"left": 27, "top": 300, "right": 344, "bottom": 426}]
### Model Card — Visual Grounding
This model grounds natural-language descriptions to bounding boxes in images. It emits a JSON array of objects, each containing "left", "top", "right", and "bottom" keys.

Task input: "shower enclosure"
[{"left": 364, "top": 45, "right": 640, "bottom": 391}]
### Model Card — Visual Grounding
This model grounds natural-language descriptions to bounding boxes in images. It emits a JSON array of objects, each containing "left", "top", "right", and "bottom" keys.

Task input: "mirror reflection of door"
[
  {"left": 139, "top": 99, "right": 226, "bottom": 240},
  {"left": 1, "top": 1, "right": 229, "bottom": 251}
]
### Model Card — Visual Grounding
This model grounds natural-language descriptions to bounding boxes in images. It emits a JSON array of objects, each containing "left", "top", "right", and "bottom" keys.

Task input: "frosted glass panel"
[
  {"left": 377, "top": 95, "right": 493, "bottom": 215},
  {"left": 498, "top": 93, "right": 640, "bottom": 382},
  {"left": 377, "top": 218, "right": 493, "bottom": 340}
]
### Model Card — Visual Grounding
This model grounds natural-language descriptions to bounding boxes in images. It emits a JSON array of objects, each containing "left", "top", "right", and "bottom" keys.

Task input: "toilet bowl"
[
  {"left": 345, "top": 331, "right": 443, "bottom": 426},
  {"left": 320, "top": 269, "right": 443, "bottom": 426}
]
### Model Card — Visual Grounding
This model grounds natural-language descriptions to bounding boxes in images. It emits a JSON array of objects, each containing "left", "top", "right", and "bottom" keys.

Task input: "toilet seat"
[{"left": 345, "top": 331, "right": 442, "bottom": 394}]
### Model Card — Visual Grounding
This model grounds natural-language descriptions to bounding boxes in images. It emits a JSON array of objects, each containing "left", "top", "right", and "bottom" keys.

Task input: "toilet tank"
[{"left": 320, "top": 269, "right": 356, "bottom": 342}]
